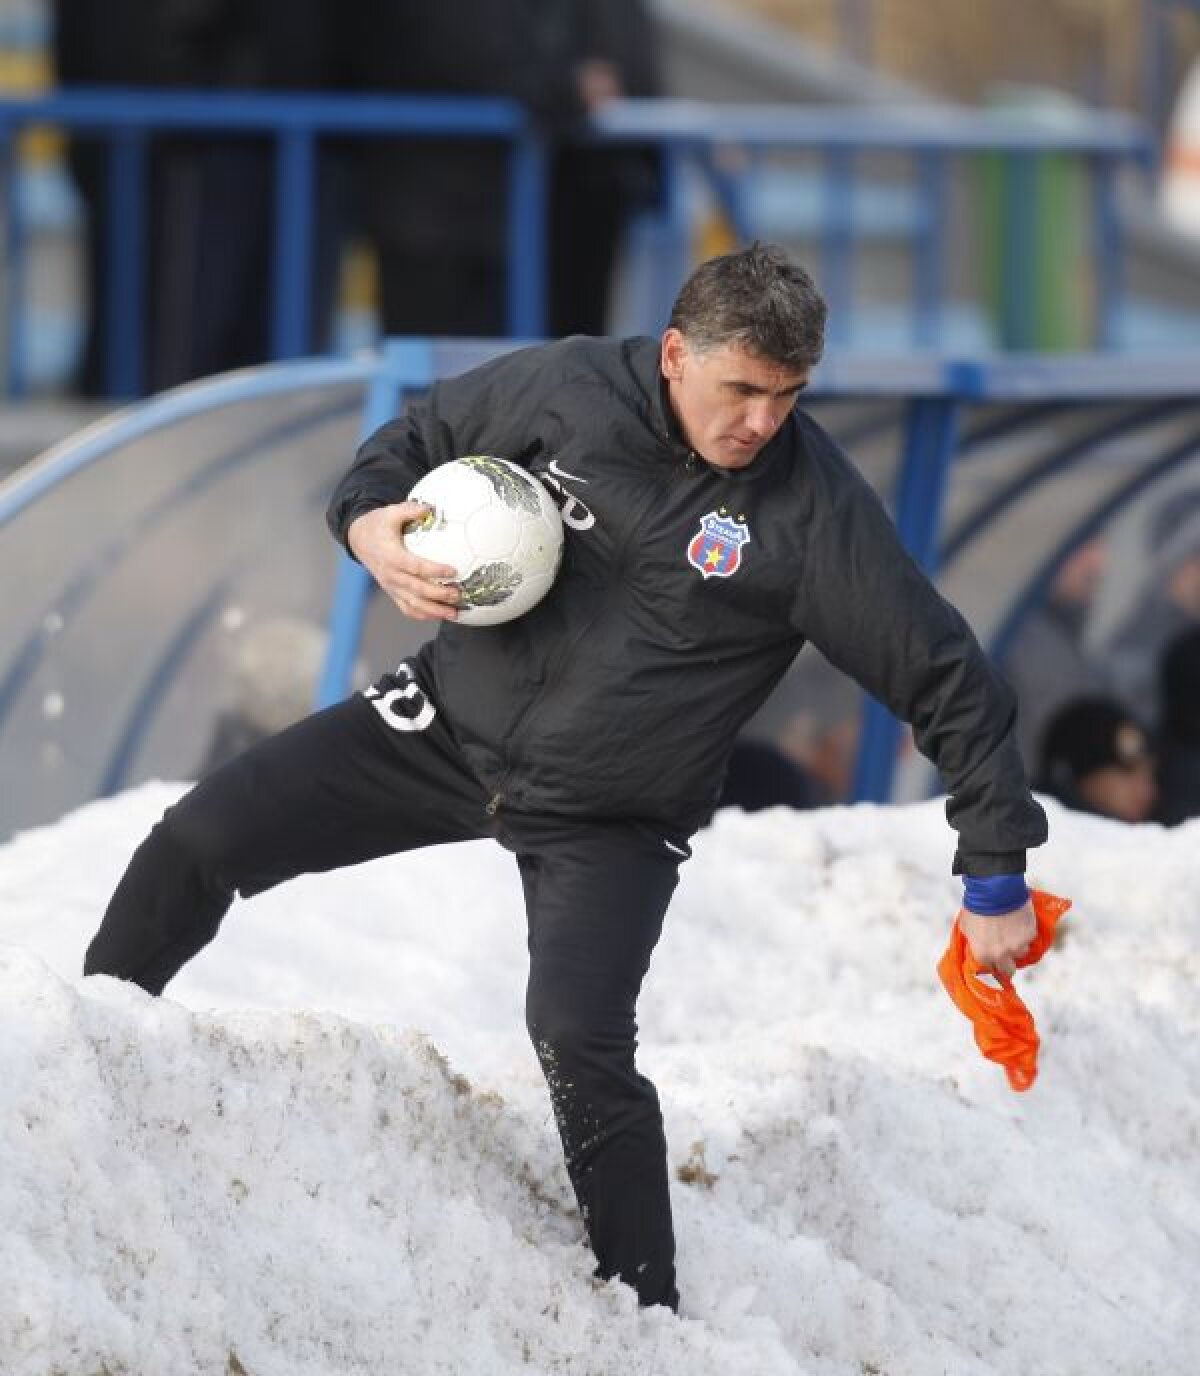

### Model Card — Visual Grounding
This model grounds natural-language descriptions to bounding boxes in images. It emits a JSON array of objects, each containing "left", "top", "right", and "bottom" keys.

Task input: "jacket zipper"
[{"left": 483, "top": 453, "right": 699, "bottom": 816}]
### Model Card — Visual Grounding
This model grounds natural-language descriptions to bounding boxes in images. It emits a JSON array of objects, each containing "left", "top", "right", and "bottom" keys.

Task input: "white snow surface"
[{"left": 1, "top": 783, "right": 1198, "bottom": 1375}]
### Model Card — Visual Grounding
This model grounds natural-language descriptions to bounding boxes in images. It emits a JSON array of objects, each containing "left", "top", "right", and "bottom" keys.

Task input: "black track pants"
[{"left": 84, "top": 665, "right": 685, "bottom": 1309}]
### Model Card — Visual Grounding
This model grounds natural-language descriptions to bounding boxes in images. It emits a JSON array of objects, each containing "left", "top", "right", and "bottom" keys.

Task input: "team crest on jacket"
[{"left": 687, "top": 509, "right": 751, "bottom": 579}]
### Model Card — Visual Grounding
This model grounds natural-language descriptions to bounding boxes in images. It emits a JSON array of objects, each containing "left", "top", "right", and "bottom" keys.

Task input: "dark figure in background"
[
  {"left": 740, "top": 652, "right": 864, "bottom": 805},
  {"left": 546, "top": 0, "right": 663, "bottom": 336},
  {"left": 716, "top": 738, "right": 819, "bottom": 813},
  {"left": 84, "top": 244, "right": 1047, "bottom": 1313},
  {"left": 1036, "top": 696, "right": 1158, "bottom": 823},
  {"left": 1155, "top": 627, "right": 1200, "bottom": 825},
  {"left": 1105, "top": 491, "right": 1200, "bottom": 710},
  {"left": 340, "top": 0, "right": 570, "bottom": 339},
  {"left": 52, "top": 1, "right": 144, "bottom": 396},
  {"left": 999, "top": 536, "right": 1113, "bottom": 765},
  {"left": 53, "top": 0, "right": 337, "bottom": 395},
  {"left": 341, "top": 0, "right": 660, "bottom": 338}
]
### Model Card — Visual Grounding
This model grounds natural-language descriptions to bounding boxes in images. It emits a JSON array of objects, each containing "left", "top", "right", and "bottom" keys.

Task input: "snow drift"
[{"left": 2, "top": 785, "right": 1198, "bottom": 1374}]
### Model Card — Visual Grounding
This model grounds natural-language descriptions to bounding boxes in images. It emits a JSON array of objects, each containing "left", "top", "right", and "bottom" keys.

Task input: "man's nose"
[{"left": 745, "top": 399, "right": 779, "bottom": 436}]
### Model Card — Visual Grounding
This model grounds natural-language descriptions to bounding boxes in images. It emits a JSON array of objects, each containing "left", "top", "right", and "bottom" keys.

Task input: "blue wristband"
[{"left": 962, "top": 874, "right": 1029, "bottom": 916}]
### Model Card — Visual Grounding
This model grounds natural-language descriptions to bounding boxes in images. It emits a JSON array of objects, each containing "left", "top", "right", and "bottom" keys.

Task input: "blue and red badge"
[{"left": 687, "top": 509, "right": 751, "bottom": 579}]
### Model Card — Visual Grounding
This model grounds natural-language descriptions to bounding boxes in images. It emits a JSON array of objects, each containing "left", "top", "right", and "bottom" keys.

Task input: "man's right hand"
[{"left": 347, "top": 503, "right": 462, "bottom": 622}]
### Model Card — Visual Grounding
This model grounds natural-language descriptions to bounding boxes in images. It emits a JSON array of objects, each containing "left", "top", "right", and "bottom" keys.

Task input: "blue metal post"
[
  {"left": 914, "top": 151, "right": 947, "bottom": 348},
  {"left": 271, "top": 128, "right": 316, "bottom": 359},
  {"left": 737, "top": 149, "right": 762, "bottom": 244},
  {"left": 1, "top": 129, "right": 26, "bottom": 397},
  {"left": 652, "top": 144, "right": 691, "bottom": 327},
  {"left": 1092, "top": 155, "right": 1123, "bottom": 349},
  {"left": 1000, "top": 152, "right": 1038, "bottom": 350},
  {"left": 892, "top": 397, "right": 961, "bottom": 574},
  {"left": 507, "top": 132, "right": 547, "bottom": 337},
  {"left": 853, "top": 395, "right": 960, "bottom": 802},
  {"left": 697, "top": 144, "right": 756, "bottom": 245},
  {"left": 316, "top": 338, "right": 435, "bottom": 707},
  {"left": 821, "top": 146, "right": 855, "bottom": 347},
  {"left": 106, "top": 130, "right": 147, "bottom": 397}
]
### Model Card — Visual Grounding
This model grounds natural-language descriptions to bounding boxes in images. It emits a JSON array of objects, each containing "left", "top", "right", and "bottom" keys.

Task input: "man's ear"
[{"left": 661, "top": 328, "right": 687, "bottom": 381}]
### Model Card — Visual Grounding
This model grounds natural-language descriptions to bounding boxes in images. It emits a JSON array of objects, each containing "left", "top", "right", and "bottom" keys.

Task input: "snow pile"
[{"left": 2, "top": 784, "right": 1199, "bottom": 1375}]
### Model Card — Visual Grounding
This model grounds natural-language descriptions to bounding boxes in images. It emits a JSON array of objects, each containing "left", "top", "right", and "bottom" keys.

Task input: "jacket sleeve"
[
  {"left": 791, "top": 446, "right": 1048, "bottom": 877},
  {"left": 326, "top": 343, "right": 558, "bottom": 553}
]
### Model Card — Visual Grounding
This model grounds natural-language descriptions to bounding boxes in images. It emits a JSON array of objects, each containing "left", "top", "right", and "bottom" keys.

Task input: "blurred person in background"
[
  {"left": 714, "top": 736, "right": 819, "bottom": 812},
  {"left": 546, "top": 0, "right": 663, "bottom": 337},
  {"left": 195, "top": 615, "right": 340, "bottom": 777},
  {"left": 338, "top": 0, "right": 574, "bottom": 339},
  {"left": 1036, "top": 696, "right": 1158, "bottom": 823},
  {"left": 709, "top": 654, "right": 860, "bottom": 815},
  {"left": 998, "top": 535, "right": 1114, "bottom": 764},
  {"left": 743, "top": 653, "right": 863, "bottom": 804},
  {"left": 340, "top": 0, "right": 660, "bottom": 339},
  {"left": 53, "top": 0, "right": 339, "bottom": 394},
  {"left": 1104, "top": 489, "right": 1200, "bottom": 710},
  {"left": 52, "top": 0, "right": 144, "bottom": 396},
  {"left": 1154, "top": 626, "right": 1200, "bottom": 826}
]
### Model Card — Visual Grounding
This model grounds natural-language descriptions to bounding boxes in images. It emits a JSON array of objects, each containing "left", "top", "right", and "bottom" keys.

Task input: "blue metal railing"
[
  {"left": 0, "top": 90, "right": 1156, "bottom": 396},
  {"left": 591, "top": 98, "right": 1154, "bottom": 351},
  {"left": 0, "top": 89, "right": 547, "bottom": 396}
]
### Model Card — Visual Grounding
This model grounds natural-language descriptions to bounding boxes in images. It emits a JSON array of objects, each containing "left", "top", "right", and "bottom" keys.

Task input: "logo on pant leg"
[
  {"left": 687, "top": 509, "right": 751, "bottom": 579},
  {"left": 363, "top": 662, "right": 437, "bottom": 732}
]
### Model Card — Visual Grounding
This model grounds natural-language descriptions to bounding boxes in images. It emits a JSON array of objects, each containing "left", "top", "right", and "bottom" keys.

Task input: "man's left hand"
[{"left": 958, "top": 900, "right": 1037, "bottom": 981}]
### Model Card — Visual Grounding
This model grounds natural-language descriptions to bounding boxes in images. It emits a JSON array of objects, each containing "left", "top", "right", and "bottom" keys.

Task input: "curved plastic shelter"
[
  {"left": 1, "top": 342, "right": 1198, "bottom": 840},
  {"left": 0, "top": 341, "right": 508, "bottom": 839}
]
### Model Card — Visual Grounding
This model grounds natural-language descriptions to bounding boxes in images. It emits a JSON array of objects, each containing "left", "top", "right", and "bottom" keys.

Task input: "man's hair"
[{"left": 667, "top": 242, "right": 827, "bottom": 369}]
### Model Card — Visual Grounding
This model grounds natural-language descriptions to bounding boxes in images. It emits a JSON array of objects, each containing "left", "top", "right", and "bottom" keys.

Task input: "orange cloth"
[{"left": 937, "top": 889, "right": 1072, "bottom": 1092}]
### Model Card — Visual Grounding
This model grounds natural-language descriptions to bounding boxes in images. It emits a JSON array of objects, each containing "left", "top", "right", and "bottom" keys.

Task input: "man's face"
[
  {"left": 1078, "top": 757, "right": 1157, "bottom": 824},
  {"left": 660, "top": 329, "right": 810, "bottom": 470}
]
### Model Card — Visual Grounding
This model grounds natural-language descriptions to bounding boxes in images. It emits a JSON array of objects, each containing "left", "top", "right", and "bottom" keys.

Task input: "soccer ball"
[{"left": 404, "top": 456, "right": 564, "bottom": 626}]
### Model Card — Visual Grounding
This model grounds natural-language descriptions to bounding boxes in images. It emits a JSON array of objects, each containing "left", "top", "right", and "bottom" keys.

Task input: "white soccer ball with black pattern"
[{"left": 404, "top": 456, "right": 564, "bottom": 626}]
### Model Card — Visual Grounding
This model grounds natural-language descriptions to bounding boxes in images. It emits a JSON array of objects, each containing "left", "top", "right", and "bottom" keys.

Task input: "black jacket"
[{"left": 328, "top": 336, "right": 1048, "bottom": 873}]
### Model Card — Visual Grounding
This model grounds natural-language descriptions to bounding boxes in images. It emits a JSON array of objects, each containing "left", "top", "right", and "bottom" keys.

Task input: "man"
[{"left": 84, "top": 244, "right": 1047, "bottom": 1312}]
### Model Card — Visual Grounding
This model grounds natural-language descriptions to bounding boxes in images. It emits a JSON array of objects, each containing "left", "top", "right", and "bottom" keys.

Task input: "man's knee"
[
  {"left": 527, "top": 989, "right": 660, "bottom": 1127},
  {"left": 154, "top": 777, "right": 257, "bottom": 891},
  {"left": 525, "top": 991, "right": 616, "bottom": 1071}
]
